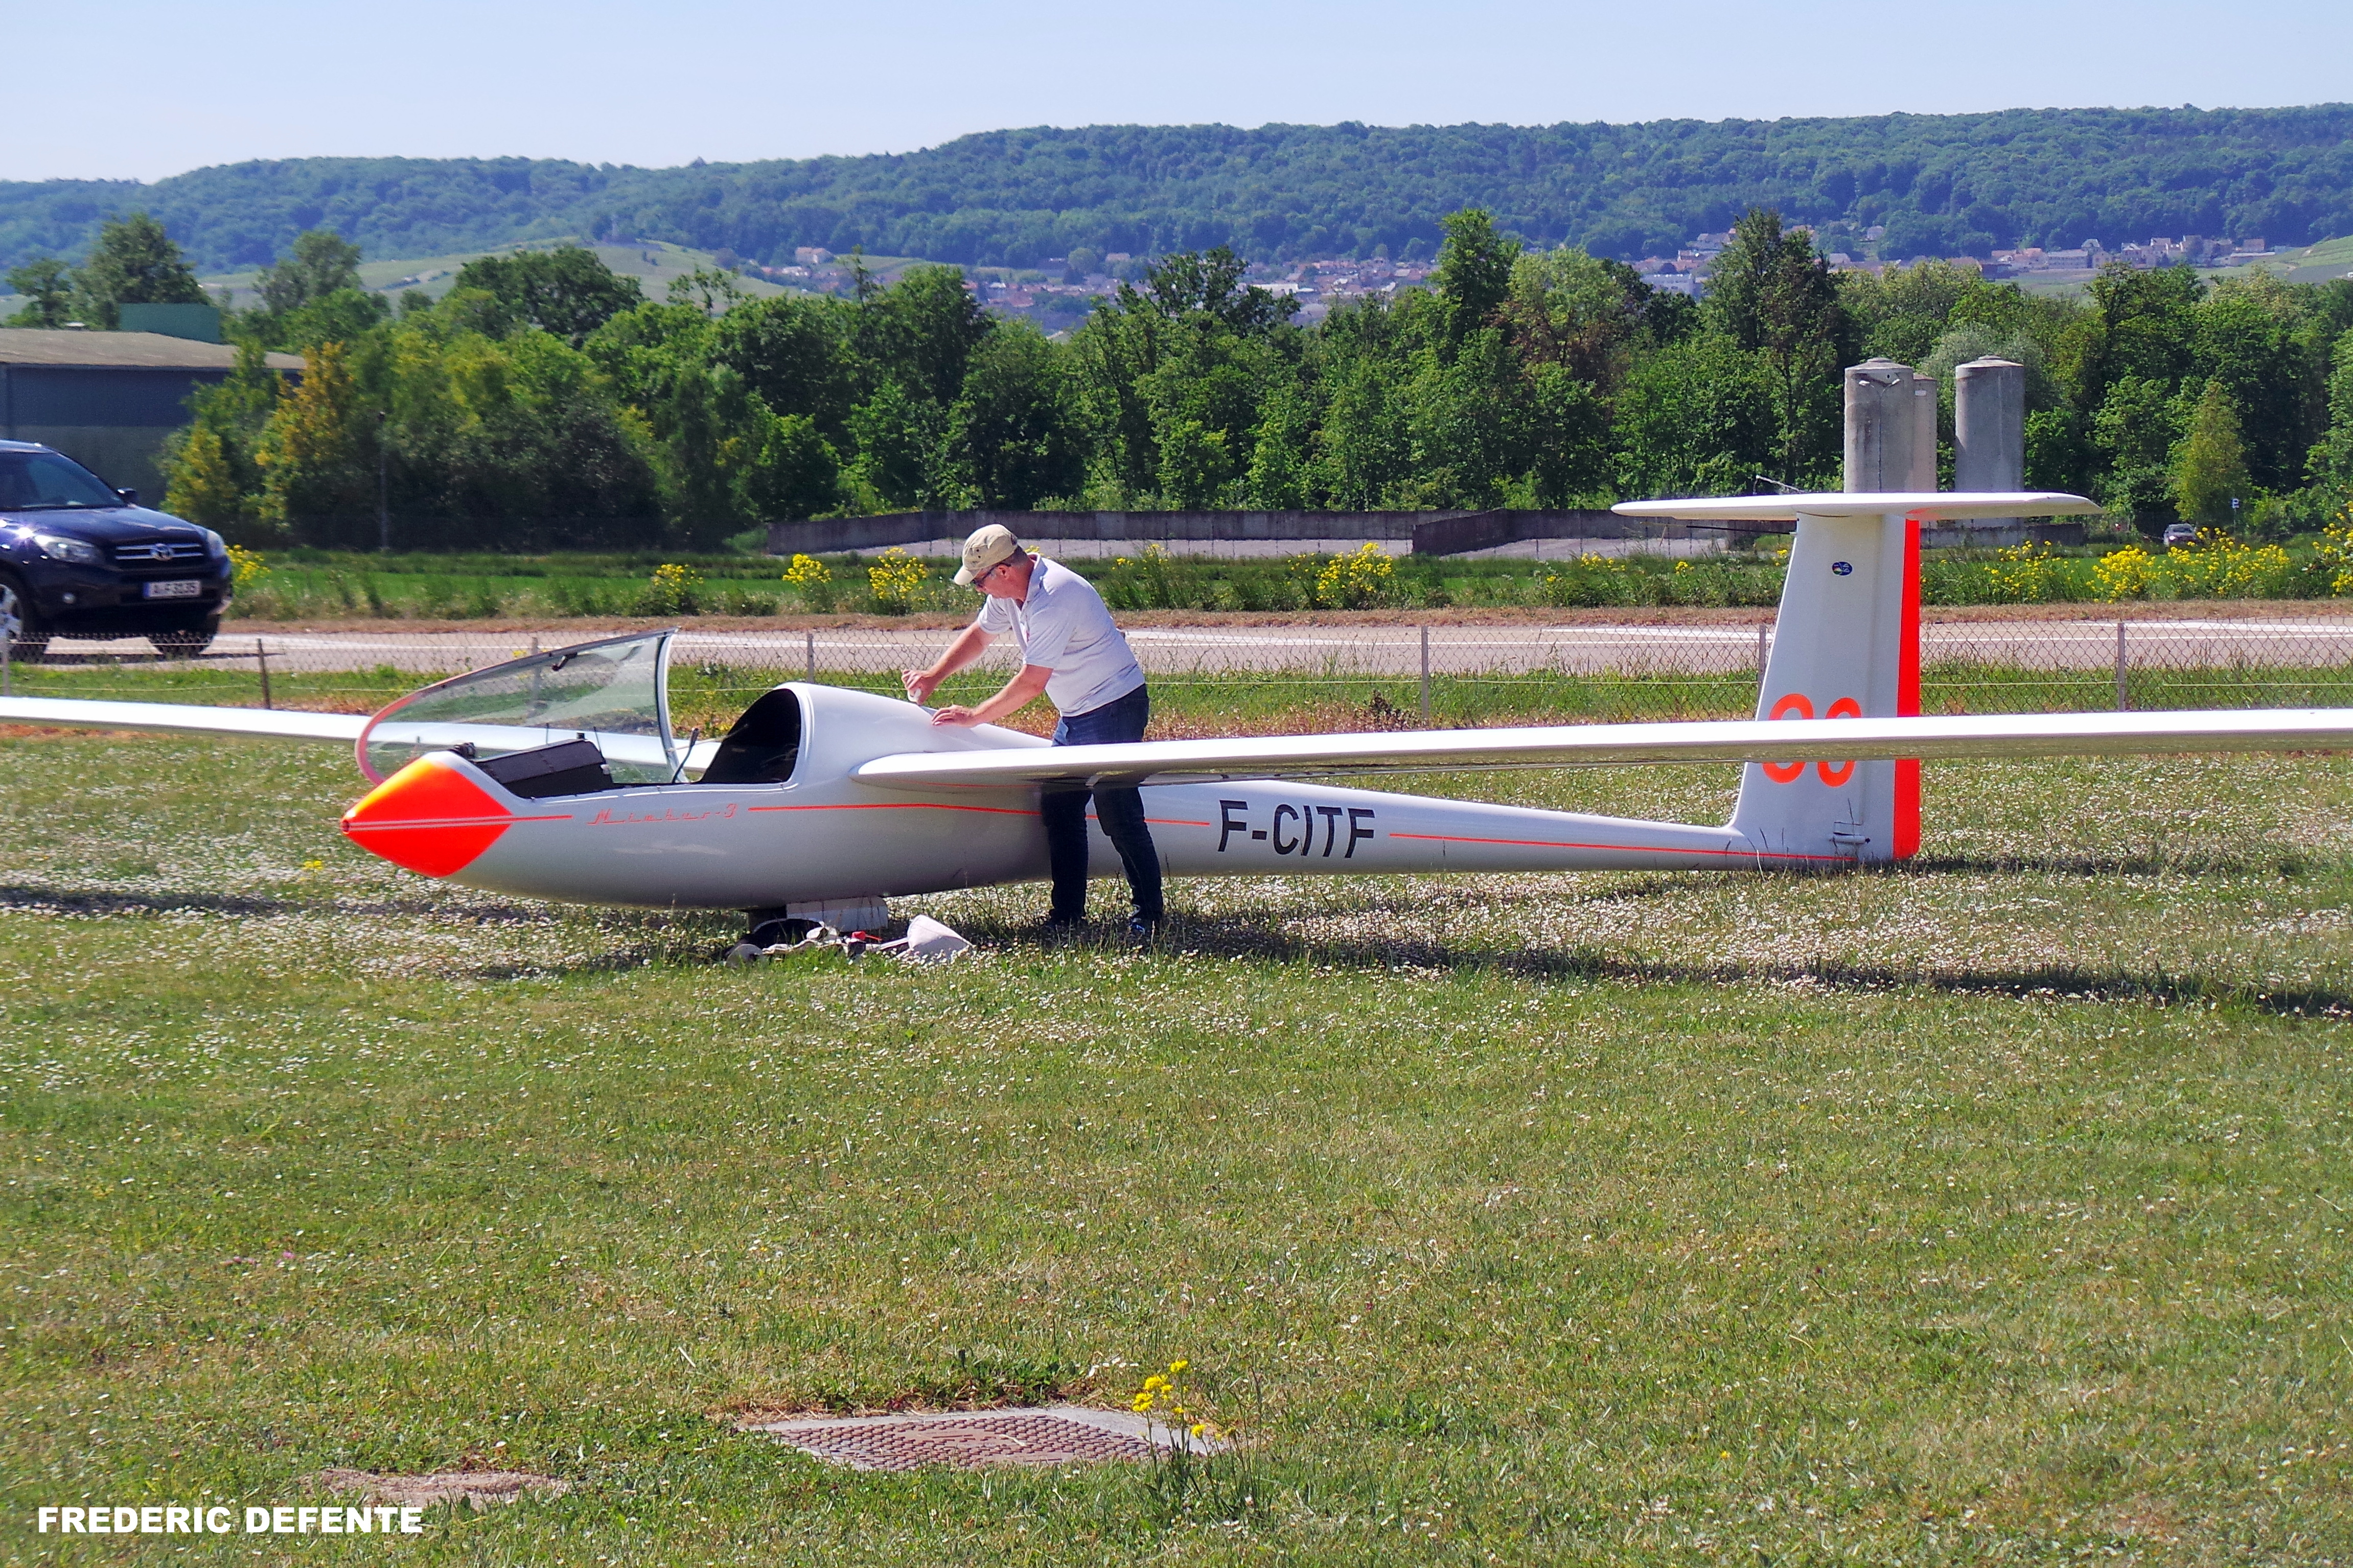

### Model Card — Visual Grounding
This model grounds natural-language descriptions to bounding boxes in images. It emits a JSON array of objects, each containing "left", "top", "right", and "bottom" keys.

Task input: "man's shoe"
[{"left": 1127, "top": 916, "right": 1162, "bottom": 942}]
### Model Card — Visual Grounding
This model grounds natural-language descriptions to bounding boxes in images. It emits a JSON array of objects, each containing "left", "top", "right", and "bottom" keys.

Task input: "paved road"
[{"left": 27, "top": 617, "right": 2353, "bottom": 682}]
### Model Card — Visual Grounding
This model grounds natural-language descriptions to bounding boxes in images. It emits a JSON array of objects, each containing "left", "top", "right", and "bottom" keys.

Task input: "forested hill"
[{"left": 8, "top": 105, "right": 2353, "bottom": 275}]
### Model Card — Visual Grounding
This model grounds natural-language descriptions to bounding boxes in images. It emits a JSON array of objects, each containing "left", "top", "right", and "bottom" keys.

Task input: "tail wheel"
[{"left": 0, "top": 578, "right": 48, "bottom": 664}]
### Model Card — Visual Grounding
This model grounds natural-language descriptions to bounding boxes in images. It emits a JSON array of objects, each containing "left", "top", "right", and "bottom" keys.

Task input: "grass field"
[{"left": 3, "top": 702, "right": 2351, "bottom": 1563}]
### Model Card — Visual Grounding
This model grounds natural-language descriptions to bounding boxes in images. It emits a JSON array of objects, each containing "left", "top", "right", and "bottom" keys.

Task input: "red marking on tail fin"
[
  {"left": 1894, "top": 514, "right": 1923, "bottom": 858},
  {"left": 341, "top": 759, "right": 511, "bottom": 877},
  {"left": 1762, "top": 692, "right": 1814, "bottom": 782}
]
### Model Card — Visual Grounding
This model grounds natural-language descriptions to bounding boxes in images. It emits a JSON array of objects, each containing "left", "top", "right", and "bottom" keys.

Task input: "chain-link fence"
[{"left": 8, "top": 614, "right": 2353, "bottom": 728}]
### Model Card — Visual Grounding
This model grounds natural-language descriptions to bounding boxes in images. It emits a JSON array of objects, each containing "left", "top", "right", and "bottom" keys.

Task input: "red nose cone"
[{"left": 341, "top": 759, "right": 511, "bottom": 877}]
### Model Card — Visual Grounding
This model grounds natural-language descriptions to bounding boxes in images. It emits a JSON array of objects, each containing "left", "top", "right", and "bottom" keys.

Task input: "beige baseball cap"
[{"left": 954, "top": 523, "right": 1024, "bottom": 586}]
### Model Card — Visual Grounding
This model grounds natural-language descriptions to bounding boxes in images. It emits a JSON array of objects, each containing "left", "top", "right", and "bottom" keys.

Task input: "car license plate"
[{"left": 143, "top": 579, "right": 203, "bottom": 600}]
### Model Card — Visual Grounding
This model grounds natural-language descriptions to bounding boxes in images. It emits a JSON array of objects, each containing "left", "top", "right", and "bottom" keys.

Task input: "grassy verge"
[
  {"left": 219, "top": 542, "right": 2353, "bottom": 623},
  {"left": 3, "top": 707, "right": 2351, "bottom": 1561}
]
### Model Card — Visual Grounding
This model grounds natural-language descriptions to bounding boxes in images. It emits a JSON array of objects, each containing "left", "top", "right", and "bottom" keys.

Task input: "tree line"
[
  {"left": 7, "top": 107, "right": 2353, "bottom": 277},
  {"left": 12, "top": 208, "right": 2353, "bottom": 551}
]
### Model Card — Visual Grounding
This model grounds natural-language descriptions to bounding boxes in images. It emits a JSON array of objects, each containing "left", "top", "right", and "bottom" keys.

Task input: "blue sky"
[{"left": 15, "top": 0, "right": 2352, "bottom": 182}]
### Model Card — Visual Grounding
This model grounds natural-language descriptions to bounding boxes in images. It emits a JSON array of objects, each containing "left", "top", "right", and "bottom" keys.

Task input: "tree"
[
  {"left": 166, "top": 427, "right": 247, "bottom": 531},
  {"left": 1500, "top": 245, "right": 1649, "bottom": 400},
  {"left": 2192, "top": 275, "right": 2310, "bottom": 494},
  {"left": 1404, "top": 326, "right": 1533, "bottom": 507},
  {"left": 73, "top": 212, "right": 206, "bottom": 329},
  {"left": 708, "top": 294, "right": 859, "bottom": 439},
  {"left": 1613, "top": 333, "right": 1779, "bottom": 499},
  {"left": 162, "top": 344, "right": 287, "bottom": 540},
  {"left": 2091, "top": 374, "right": 2185, "bottom": 528},
  {"left": 1526, "top": 364, "right": 1612, "bottom": 505},
  {"left": 1136, "top": 246, "right": 1296, "bottom": 336},
  {"left": 257, "top": 229, "right": 364, "bottom": 315},
  {"left": 5, "top": 259, "right": 74, "bottom": 327},
  {"left": 257, "top": 341, "right": 377, "bottom": 544},
  {"left": 2309, "top": 331, "right": 2353, "bottom": 502},
  {"left": 264, "top": 287, "right": 392, "bottom": 353},
  {"left": 1066, "top": 246, "right": 1300, "bottom": 505},
  {"left": 1431, "top": 209, "right": 1517, "bottom": 353},
  {"left": 1705, "top": 208, "right": 1851, "bottom": 485},
  {"left": 451, "top": 246, "right": 645, "bottom": 346},
  {"left": 2171, "top": 381, "right": 2252, "bottom": 529},
  {"left": 942, "top": 325, "right": 1079, "bottom": 508},
  {"left": 1310, "top": 298, "right": 1418, "bottom": 507},
  {"left": 857, "top": 263, "right": 991, "bottom": 403},
  {"left": 735, "top": 411, "right": 841, "bottom": 522},
  {"left": 2081, "top": 262, "right": 2203, "bottom": 409},
  {"left": 1240, "top": 380, "right": 1317, "bottom": 509},
  {"left": 844, "top": 380, "right": 951, "bottom": 510}
]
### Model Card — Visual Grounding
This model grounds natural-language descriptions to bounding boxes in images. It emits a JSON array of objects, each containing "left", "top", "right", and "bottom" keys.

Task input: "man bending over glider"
[{"left": 902, "top": 525, "right": 1163, "bottom": 935}]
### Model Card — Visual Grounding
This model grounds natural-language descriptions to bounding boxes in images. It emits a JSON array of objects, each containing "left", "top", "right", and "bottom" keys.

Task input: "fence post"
[
  {"left": 2114, "top": 620, "right": 2127, "bottom": 711},
  {"left": 256, "top": 639, "right": 272, "bottom": 710},
  {"left": 1419, "top": 624, "right": 1432, "bottom": 725},
  {"left": 1757, "top": 622, "right": 1769, "bottom": 677}
]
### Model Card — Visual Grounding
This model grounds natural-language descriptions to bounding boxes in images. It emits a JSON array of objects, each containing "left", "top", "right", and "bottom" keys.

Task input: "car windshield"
[{"left": 0, "top": 451, "right": 120, "bottom": 511}]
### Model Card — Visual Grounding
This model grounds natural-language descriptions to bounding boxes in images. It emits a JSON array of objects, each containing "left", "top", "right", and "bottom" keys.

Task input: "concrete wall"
[{"left": 768, "top": 507, "right": 1665, "bottom": 558}]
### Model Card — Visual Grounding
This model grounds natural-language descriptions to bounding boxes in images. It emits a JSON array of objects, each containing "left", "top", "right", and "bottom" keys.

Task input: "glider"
[{"left": 5, "top": 491, "right": 2348, "bottom": 937}]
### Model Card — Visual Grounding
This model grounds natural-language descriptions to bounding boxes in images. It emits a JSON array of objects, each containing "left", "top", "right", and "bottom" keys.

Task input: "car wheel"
[
  {"left": 0, "top": 576, "right": 49, "bottom": 664},
  {"left": 149, "top": 615, "right": 220, "bottom": 658}
]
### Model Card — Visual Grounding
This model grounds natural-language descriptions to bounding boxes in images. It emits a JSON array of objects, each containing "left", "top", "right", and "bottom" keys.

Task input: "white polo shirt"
[{"left": 973, "top": 555, "right": 1145, "bottom": 717}]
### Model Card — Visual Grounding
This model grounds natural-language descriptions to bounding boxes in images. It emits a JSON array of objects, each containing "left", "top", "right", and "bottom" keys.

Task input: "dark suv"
[{"left": 0, "top": 440, "right": 234, "bottom": 659}]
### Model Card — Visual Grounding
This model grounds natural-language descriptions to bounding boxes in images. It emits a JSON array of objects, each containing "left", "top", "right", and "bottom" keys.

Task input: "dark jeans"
[{"left": 1042, "top": 683, "right": 1162, "bottom": 923}]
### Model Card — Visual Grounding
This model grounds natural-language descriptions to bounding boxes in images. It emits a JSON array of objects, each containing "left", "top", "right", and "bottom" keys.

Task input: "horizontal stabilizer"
[
  {"left": 855, "top": 708, "right": 2353, "bottom": 790},
  {"left": 1613, "top": 491, "right": 2101, "bottom": 523}
]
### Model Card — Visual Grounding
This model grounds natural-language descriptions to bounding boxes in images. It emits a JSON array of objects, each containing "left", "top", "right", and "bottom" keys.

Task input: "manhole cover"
[{"left": 747, "top": 1406, "right": 1210, "bottom": 1471}]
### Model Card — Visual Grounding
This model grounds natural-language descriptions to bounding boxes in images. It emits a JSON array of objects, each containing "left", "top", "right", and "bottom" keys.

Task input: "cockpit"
[{"left": 358, "top": 630, "right": 798, "bottom": 792}]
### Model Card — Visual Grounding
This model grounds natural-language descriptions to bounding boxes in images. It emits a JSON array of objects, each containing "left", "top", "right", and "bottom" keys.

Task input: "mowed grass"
[{"left": 1, "top": 726, "right": 2351, "bottom": 1563}]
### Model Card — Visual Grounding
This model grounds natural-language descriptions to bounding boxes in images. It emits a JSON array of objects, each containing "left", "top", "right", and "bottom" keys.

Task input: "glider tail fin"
[{"left": 1726, "top": 506, "right": 1922, "bottom": 864}]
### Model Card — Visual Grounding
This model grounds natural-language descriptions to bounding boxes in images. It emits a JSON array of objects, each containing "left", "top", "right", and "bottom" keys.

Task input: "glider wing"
[
  {"left": 0, "top": 696, "right": 367, "bottom": 743},
  {"left": 0, "top": 696, "right": 689, "bottom": 770},
  {"left": 852, "top": 708, "right": 2353, "bottom": 790}
]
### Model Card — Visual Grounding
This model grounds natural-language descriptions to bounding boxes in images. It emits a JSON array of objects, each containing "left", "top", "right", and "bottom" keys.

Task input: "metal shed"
[{"left": 0, "top": 330, "right": 303, "bottom": 503}]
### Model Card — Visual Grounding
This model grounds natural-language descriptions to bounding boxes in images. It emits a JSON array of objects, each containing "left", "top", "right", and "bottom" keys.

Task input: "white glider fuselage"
[{"left": 371, "top": 683, "right": 1793, "bottom": 912}]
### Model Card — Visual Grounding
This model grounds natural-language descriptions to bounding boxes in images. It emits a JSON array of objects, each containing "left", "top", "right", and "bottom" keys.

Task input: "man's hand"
[
  {"left": 929, "top": 705, "right": 983, "bottom": 728},
  {"left": 902, "top": 669, "right": 944, "bottom": 706}
]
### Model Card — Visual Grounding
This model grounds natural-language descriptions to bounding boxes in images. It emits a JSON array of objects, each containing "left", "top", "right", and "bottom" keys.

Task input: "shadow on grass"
[
  {"left": 1904, "top": 851, "right": 2336, "bottom": 878},
  {"left": 0, "top": 881, "right": 552, "bottom": 923},
  {"left": 963, "top": 907, "right": 2353, "bottom": 1019}
]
